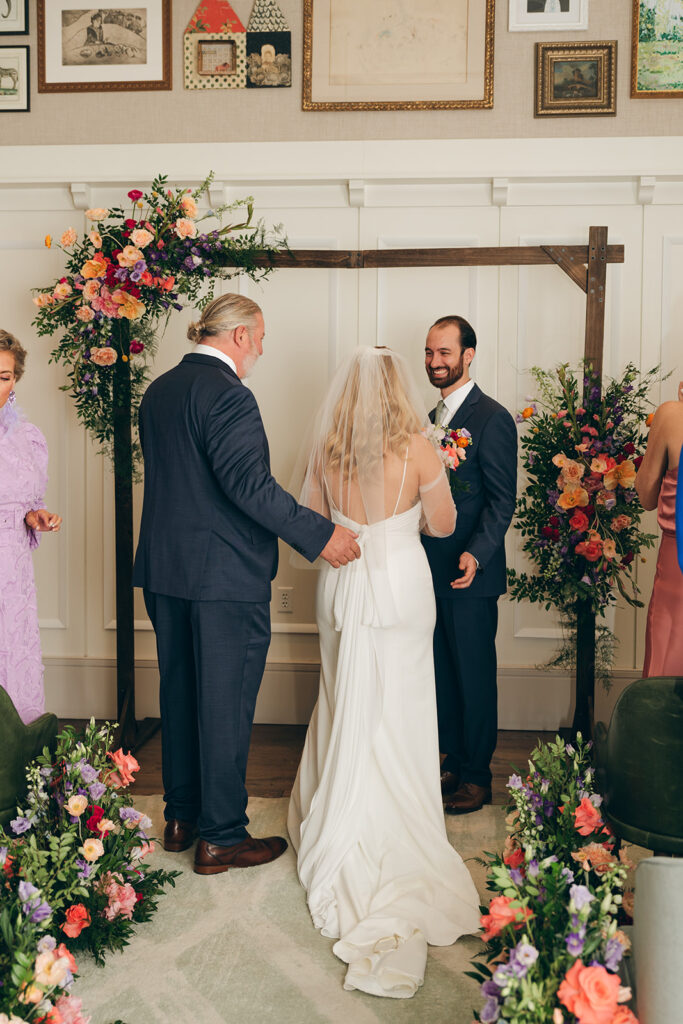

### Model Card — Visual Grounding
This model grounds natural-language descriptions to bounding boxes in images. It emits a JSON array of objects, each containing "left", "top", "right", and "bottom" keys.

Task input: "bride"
[{"left": 287, "top": 347, "right": 481, "bottom": 999}]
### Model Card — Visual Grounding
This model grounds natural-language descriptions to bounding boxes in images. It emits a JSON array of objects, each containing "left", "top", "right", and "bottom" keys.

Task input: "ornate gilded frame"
[
  {"left": 302, "top": 0, "right": 494, "bottom": 111},
  {"left": 535, "top": 40, "right": 616, "bottom": 117}
]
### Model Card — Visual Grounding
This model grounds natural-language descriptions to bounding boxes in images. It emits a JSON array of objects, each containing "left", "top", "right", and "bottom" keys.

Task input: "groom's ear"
[{"left": 463, "top": 347, "right": 475, "bottom": 367}]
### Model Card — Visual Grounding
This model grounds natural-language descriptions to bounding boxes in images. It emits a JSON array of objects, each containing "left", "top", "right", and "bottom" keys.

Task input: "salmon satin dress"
[{"left": 643, "top": 468, "right": 683, "bottom": 677}]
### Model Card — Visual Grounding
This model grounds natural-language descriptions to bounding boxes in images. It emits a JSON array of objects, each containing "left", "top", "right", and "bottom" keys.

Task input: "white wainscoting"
[{"left": 2, "top": 137, "right": 680, "bottom": 728}]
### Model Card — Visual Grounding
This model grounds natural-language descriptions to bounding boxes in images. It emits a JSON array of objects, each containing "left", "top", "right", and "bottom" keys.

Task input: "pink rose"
[
  {"left": 174, "top": 217, "right": 198, "bottom": 239},
  {"left": 53, "top": 281, "right": 73, "bottom": 300},
  {"left": 60, "top": 227, "right": 78, "bottom": 247},
  {"left": 83, "top": 280, "right": 100, "bottom": 302},
  {"left": 90, "top": 347, "right": 118, "bottom": 367},
  {"left": 117, "top": 245, "right": 144, "bottom": 268},
  {"left": 76, "top": 306, "right": 94, "bottom": 322},
  {"left": 612, "top": 514, "right": 632, "bottom": 533},
  {"left": 33, "top": 293, "right": 55, "bottom": 308},
  {"left": 54, "top": 994, "right": 90, "bottom": 1024},
  {"left": 130, "top": 228, "right": 154, "bottom": 249},
  {"left": 180, "top": 194, "right": 198, "bottom": 218}
]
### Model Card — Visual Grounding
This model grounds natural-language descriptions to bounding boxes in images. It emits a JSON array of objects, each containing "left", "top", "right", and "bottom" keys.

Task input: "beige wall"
[{"left": 4, "top": 0, "right": 683, "bottom": 148}]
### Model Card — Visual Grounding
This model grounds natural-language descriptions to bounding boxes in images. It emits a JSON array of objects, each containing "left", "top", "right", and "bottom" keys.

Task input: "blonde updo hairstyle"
[
  {"left": 187, "top": 293, "right": 262, "bottom": 345},
  {"left": 0, "top": 329, "right": 27, "bottom": 382}
]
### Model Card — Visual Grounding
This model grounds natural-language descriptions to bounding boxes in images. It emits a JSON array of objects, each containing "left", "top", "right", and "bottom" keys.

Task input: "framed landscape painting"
[
  {"left": 303, "top": 0, "right": 495, "bottom": 110},
  {"left": 535, "top": 40, "right": 616, "bottom": 116},
  {"left": 632, "top": 0, "right": 683, "bottom": 97},
  {"left": 509, "top": 0, "right": 588, "bottom": 32},
  {"left": 37, "top": 0, "right": 171, "bottom": 92},
  {"left": 0, "top": 0, "right": 28, "bottom": 34}
]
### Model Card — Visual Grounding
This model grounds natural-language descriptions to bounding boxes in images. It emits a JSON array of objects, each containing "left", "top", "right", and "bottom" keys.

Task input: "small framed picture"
[
  {"left": 535, "top": 40, "right": 616, "bottom": 116},
  {"left": 197, "top": 38, "right": 236, "bottom": 76},
  {"left": 0, "top": 44, "right": 29, "bottom": 111},
  {"left": 0, "top": 0, "right": 28, "bottom": 35},
  {"left": 632, "top": 0, "right": 683, "bottom": 98},
  {"left": 509, "top": 0, "right": 588, "bottom": 32}
]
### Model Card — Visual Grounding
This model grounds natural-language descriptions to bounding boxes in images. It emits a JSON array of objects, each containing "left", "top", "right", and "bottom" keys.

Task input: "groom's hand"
[
  {"left": 451, "top": 551, "right": 477, "bottom": 589},
  {"left": 319, "top": 525, "right": 361, "bottom": 568}
]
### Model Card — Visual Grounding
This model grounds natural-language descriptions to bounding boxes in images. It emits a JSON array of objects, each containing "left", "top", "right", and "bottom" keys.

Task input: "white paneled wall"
[{"left": 2, "top": 139, "right": 681, "bottom": 727}]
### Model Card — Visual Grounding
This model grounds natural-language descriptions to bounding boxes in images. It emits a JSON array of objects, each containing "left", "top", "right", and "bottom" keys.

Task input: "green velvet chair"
[
  {"left": 0, "top": 688, "right": 59, "bottom": 830},
  {"left": 594, "top": 676, "right": 683, "bottom": 855}
]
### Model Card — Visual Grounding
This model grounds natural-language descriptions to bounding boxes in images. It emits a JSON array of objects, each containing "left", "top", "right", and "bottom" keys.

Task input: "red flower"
[
  {"left": 621, "top": 551, "right": 634, "bottom": 566},
  {"left": 86, "top": 805, "right": 104, "bottom": 833},
  {"left": 503, "top": 845, "right": 525, "bottom": 871},
  {"left": 549, "top": 515, "right": 560, "bottom": 527},
  {"left": 128, "top": 190, "right": 144, "bottom": 201},
  {"left": 623, "top": 442, "right": 635, "bottom": 454},
  {"left": 542, "top": 526, "right": 559, "bottom": 541},
  {"left": 124, "top": 218, "right": 137, "bottom": 228},
  {"left": 569, "top": 510, "right": 590, "bottom": 532},
  {"left": 130, "top": 339, "right": 145, "bottom": 354},
  {"left": 576, "top": 539, "right": 603, "bottom": 562},
  {"left": 135, "top": 892, "right": 144, "bottom": 903},
  {"left": 62, "top": 903, "right": 91, "bottom": 938},
  {"left": 634, "top": 455, "right": 643, "bottom": 469}
]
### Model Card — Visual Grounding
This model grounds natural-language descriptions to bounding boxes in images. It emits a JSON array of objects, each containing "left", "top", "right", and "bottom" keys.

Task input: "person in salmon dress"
[{"left": 636, "top": 382, "right": 683, "bottom": 677}]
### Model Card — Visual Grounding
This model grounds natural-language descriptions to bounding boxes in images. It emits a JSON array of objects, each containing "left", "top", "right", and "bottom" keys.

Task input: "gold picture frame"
[
  {"left": 535, "top": 40, "right": 616, "bottom": 117},
  {"left": 302, "top": 0, "right": 494, "bottom": 111},
  {"left": 631, "top": 0, "right": 683, "bottom": 98}
]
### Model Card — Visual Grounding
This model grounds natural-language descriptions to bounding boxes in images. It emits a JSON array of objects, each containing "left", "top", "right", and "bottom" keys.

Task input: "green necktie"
[{"left": 435, "top": 398, "right": 449, "bottom": 426}]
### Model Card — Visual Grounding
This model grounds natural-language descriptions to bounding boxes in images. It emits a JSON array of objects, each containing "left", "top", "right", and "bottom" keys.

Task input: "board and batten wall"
[{"left": 1, "top": 137, "right": 681, "bottom": 729}]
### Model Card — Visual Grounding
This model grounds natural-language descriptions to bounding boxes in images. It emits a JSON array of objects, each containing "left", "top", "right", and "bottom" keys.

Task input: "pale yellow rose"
[
  {"left": 117, "top": 245, "right": 144, "bottom": 268},
  {"left": 60, "top": 227, "right": 78, "bottom": 247},
  {"left": 80, "top": 837, "right": 105, "bottom": 862},
  {"left": 180, "top": 194, "right": 198, "bottom": 218},
  {"left": 53, "top": 281, "right": 73, "bottom": 301},
  {"left": 65, "top": 794, "right": 88, "bottom": 816},
  {"left": 85, "top": 208, "right": 109, "bottom": 221},
  {"left": 32, "top": 293, "right": 55, "bottom": 308},
  {"left": 34, "top": 952, "right": 69, "bottom": 988},
  {"left": 90, "top": 347, "right": 118, "bottom": 367},
  {"left": 174, "top": 217, "right": 198, "bottom": 239},
  {"left": 89, "top": 229, "right": 103, "bottom": 249},
  {"left": 130, "top": 228, "right": 154, "bottom": 249},
  {"left": 83, "top": 279, "right": 100, "bottom": 302},
  {"left": 76, "top": 306, "right": 95, "bottom": 322}
]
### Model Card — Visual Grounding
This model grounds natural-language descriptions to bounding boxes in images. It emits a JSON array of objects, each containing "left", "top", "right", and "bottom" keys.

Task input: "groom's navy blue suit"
[
  {"left": 422, "top": 383, "right": 517, "bottom": 788},
  {"left": 134, "top": 353, "right": 333, "bottom": 845}
]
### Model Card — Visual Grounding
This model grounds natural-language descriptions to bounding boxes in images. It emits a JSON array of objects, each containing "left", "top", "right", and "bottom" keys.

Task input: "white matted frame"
[
  {"left": 37, "top": 0, "right": 171, "bottom": 93},
  {"left": 509, "top": 0, "right": 588, "bottom": 32},
  {"left": 0, "top": 0, "right": 28, "bottom": 35},
  {"left": 0, "top": 44, "right": 29, "bottom": 112},
  {"left": 303, "top": 0, "right": 494, "bottom": 110}
]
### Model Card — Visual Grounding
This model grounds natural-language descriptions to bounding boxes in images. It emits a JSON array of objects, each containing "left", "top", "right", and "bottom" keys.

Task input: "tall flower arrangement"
[
  {"left": 507, "top": 363, "right": 658, "bottom": 617},
  {"left": 471, "top": 736, "right": 638, "bottom": 1024},
  {"left": 32, "top": 172, "right": 285, "bottom": 465}
]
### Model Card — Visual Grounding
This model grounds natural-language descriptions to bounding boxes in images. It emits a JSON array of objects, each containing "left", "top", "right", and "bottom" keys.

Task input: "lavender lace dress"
[{"left": 0, "top": 402, "right": 48, "bottom": 724}]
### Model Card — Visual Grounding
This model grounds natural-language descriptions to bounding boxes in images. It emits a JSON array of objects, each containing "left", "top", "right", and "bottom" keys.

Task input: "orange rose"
[
  {"left": 591, "top": 455, "right": 617, "bottom": 475},
  {"left": 117, "top": 245, "right": 144, "bottom": 268},
  {"left": 83, "top": 279, "right": 100, "bottom": 302},
  {"left": 75, "top": 306, "right": 94, "bottom": 322},
  {"left": 112, "top": 290, "right": 145, "bottom": 320},
  {"left": 106, "top": 748, "right": 140, "bottom": 788},
  {"left": 82, "top": 253, "right": 107, "bottom": 279},
  {"left": 130, "top": 228, "right": 154, "bottom": 249},
  {"left": 558, "top": 960, "right": 621, "bottom": 1024},
  {"left": 571, "top": 842, "right": 616, "bottom": 874},
  {"left": 174, "top": 217, "right": 198, "bottom": 239},
  {"left": 33, "top": 293, "right": 55, "bottom": 308},
  {"left": 90, "top": 347, "right": 118, "bottom": 367},
  {"left": 573, "top": 796, "right": 605, "bottom": 836},
  {"left": 558, "top": 487, "right": 589, "bottom": 510},
  {"left": 61, "top": 903, "right": 91, "bottom": 938},
  {"left": 180, "top": 194, "right": 198, "bottom": 218},
  {"left": 604, "top": 461, "right": 636, "bottom": 491},
  {"left": 480, "top": 895, "right": 532, "bottom": 941},
  {"left": 85, "top": 207, "right": 109, "bottom": 221}
]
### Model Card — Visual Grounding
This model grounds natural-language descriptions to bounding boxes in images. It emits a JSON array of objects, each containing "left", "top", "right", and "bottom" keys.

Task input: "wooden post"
[{"left": 572, "top": 226, "right": 609, "bottom": 740}]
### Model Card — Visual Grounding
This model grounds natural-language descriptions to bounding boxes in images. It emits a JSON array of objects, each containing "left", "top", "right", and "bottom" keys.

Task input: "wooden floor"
[{"left": 62, "top": 722, "right": 553, "bottom": 806}]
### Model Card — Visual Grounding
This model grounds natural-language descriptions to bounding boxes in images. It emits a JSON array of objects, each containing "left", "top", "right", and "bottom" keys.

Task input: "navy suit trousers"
[
  {"left": 434, "top": 595, "right": 498, "bottom": 788},
  {"left": 143, "top": 591, "right": 270, "bottom": 846}
]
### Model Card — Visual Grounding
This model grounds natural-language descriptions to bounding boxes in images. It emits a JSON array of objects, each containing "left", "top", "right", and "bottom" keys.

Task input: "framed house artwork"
[
  {"left": 0, "top": 0, "right": 28, "bottom": 35},
  {"left": 509, "top": 0, "right": 588, "bottom": 32},
  {"left": 632, "top": 0, "right": 683, "bottom": 97},
  {"left": 0, "top": 44, "right": 29, "bottom": 111},
  {"left": 246, "top": 0, "right": 291, "bottom": 88},
  {"left": 303, "top": 0, "right": 495, "bottom": 110},
  {"left": 184, "top": 0, "right": 246, "bottom": 90},
  {"left": 535, "top": 40, "right": 616, "bottom": 116},
  {"left": 37, "top": 0, "right": 171, "bottom": 92}
]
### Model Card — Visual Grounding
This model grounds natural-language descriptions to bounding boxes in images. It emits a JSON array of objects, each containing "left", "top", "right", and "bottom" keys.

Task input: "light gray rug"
[{"left": 73, "top": 796, "right": 507, "bottom": 1024}]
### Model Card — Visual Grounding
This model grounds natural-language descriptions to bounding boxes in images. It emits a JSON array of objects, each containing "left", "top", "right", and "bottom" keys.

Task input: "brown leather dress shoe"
[
  {"left": 444, "top": 782, "right": 492, "bottom": 816},
  {"left": 163, "top": 819, "right": 198, "bottom": 852},
  {"left": 440, "top": 770, "right": 460, "bottom": 797},
  {"left": 194, "top": 835, "right": 288, "bottom": 875}
]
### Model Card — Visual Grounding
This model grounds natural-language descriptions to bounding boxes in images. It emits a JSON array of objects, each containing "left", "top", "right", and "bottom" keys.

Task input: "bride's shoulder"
[{"left": 409, "top": 432, "right": 437, "bottom": 457}]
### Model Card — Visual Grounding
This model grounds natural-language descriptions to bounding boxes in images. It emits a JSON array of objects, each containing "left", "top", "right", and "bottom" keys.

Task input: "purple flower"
[
  {"left": 89, "top": 781, "right": 106, "bottom": 801},
  {"left": 537, "top": 885, "right": 547, "bottom": 903},
  {"left": 79, "top": 760, "right": 98, "bottom": 784},
  {"left": 508, "top": 774, "right": 523, "bottom": 790},
  {"left": 544, "top": 800, "right": 555, "bottom": 817},
  {"left": 114, "top": 267, "right": 129, "bottom": 281},
  {"left": 547, "top": 489, "right": 560, "bottom": 505},
  {"left": 510, "top": 868, "right": 524, "bottom": 885},
  {"left": 10, "top": 815, "right": 32, "bottom": 835},
  {"left": 566, "top": 932, "right": 585, "bottom": 956},
  {"left": 30, "top": 900, "right": 52, "bottom": 923},
  {"left": 37, "top": 936, "right": 57, "bottom": 953},
  {"left": 18, "top": 880, "right": 38, "bottom": 902},
  {"left": 481, "top": 979, "right": 501, "bottom": 998},
  {"left": 562, "top": 867, "right": 575, "bottom": 884},
  {"left": 509, "top": 940, "right": 539, "bottom": 977},
  {"left": 119, "top": 807, "right": 139, "bottom": 821},
  {"left": 0, "top": 846, "right": 7, "bottom": 866},
  {"left": 480, "top": 997, "right": 500, "bottom": 1023},
  {"left": 570, "top": 884, "right": 594, "bottom": 911},
  {"left": 604, "top": 937, "right": 625, "bottom": 971},
  {"left": 528, "top": 859, "right": 539, "bottom": 878},
  {"left": 75, "top": 857, "right": 94, "bottom": 881}
]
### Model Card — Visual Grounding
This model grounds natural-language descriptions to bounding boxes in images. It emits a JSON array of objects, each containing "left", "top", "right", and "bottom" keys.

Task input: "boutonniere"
[{"left": 422, "top": 425, "right": 472, "bottom": 497}]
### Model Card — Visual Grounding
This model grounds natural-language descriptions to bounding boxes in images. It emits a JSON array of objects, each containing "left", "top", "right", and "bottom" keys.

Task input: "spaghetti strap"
[{"left": 392, "top": 447, "right": 410, "bottom": 517}]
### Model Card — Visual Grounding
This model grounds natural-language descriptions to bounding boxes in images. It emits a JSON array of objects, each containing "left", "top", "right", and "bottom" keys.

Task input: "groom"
[
  {"left": 422, "top": 315, "right": 517, "bottom": 814},
  {"left": 134, "top": 293, "right": 360, "bottom": 874}
]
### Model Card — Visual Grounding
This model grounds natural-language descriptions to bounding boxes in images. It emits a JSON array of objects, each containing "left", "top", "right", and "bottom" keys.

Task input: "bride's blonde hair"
[{"left": 324, "top": 348, "right": 422, "bottom": 475}]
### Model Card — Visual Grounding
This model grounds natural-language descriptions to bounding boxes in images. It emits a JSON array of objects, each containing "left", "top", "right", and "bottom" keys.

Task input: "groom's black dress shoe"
[
  {"left": 194, "top": 835, "right": 288, "bottom": 874},
  {"left": 440, "top": 770, "right": 460, "bottom": 797},
  {"left": 444, "top": 783, "right": 492, "bottom": 815},
  {"left": 163, "top": 819, "right": 198, "bottom": 852}
]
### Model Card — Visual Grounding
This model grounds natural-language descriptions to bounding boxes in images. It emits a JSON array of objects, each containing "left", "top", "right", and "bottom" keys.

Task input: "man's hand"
[
  {"left": 319, "top": 524, "right": 361, "bottom": 568},
  {"left": 450, "top": 551, "right": 477, "bottom": 590},
  {"left": 25, "top": 509, "right": 62, "bottom": 532}
]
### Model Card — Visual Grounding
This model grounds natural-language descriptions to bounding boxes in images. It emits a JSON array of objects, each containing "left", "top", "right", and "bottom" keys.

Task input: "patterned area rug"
[{"left": 73, "top": 796, "right": 507, "bottom": 1024}]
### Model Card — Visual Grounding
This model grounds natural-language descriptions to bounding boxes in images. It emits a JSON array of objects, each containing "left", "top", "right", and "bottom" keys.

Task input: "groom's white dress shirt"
[
  {"left": 194, "top": 344, "right": 238, "bottom": 375},
  {"left": 438, "top": 378, "right": 475, "bottom": 425}
]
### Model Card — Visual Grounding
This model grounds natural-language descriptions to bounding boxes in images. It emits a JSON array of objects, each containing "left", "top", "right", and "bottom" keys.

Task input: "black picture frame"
[
  {"left": 0, "top": 44, "right": 30, "bottom": 112},
  {"left": 0, "top": 0, "right": 28, "bottom": 35}
]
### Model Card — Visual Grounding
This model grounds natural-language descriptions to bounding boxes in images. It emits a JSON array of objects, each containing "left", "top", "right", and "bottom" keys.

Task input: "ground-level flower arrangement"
[
  {"left": 0, "top": 720, "right": 179, "bottom": 1021},
  {"left": 470, "top": 736, "right": 638, "bottom": 1024}
]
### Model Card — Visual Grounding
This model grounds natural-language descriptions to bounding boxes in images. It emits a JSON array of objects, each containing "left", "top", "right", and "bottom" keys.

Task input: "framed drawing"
[
  {"left": 509, "top": 0, "right": 588, "bottom": 32},
  {"left": 0, "top": 0, "right": 28, "bottom": 35},
  {"left": 535, "top": 40, "right": 616, "bottom": 116},
  {"left": 632, "top": 0, "right": 683, "bottom": 97},
  {"left": 37, "top": 0, "right": 171, "bottom": 92},
  {"left": 0, "top": 44, "right": 28, "bottom": 111},
  {"left": 303, "top": 0, "right": 495, "bottom": 110}
]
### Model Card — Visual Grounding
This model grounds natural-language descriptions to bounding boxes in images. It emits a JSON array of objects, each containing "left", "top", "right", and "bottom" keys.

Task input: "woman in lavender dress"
[{"left": 0, "top": 330, "right": 62, "bottom": 724}]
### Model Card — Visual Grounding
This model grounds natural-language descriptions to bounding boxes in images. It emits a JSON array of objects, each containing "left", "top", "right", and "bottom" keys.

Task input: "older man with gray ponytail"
[{"left": 134, "top": 293, "right": 360, "bottom": 875}]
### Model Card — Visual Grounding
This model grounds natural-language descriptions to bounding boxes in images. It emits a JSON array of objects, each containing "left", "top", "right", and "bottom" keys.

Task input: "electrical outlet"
[{"left": 278, "top": 586, "right": 293, "bottom": 613}]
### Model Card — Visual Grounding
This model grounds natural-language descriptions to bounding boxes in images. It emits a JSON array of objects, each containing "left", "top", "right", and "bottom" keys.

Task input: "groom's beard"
[
  {"left": 427, "top": 351, "right": 464, "bottom": 390},
  {"left": 242, "top": 340, "right": 261, "bottom": 378}
]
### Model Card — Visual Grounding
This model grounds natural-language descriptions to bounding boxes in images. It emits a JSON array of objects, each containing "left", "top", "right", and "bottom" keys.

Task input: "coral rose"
[
  {"left": 174, "top": 217, "right": 198, "bottom": 239},
  {"left": 612, "top": 514, "right": 632, "bottom": 533},
  {"left": 65, "top": 794, "right": 88, "bottom": 817},
  {"left": 85, "top": 208, "right": 109, "bottom": 221},
  {"left": 591, "top": 455, "right": 617, "bottom": 475},
  {"left": 571, "top": 842, "right": 616, "bottom": 874},
  {"left": 569, "top": 510, "right": 590, "bottom": 532},
  {"left": 558, "top": 487, "right": 589, "bottom": 510},
  {"left": 106, "top": 748, "right": 139, "bottom": 788},
  {"left": 480, "top": 895, "right": 532, "bottom": 942},
  {"left": 80, "top": 837, "right": 104, "bottom": 862},
  {"left": 83, "top": 280, "right": 100, "bottom": 302},
  {"left": 559, "top": 960, "right": 621, "bottom": 1024},
  {"left": 604, "top": 461, "right": 636, "bottom": 491},
  {"left": 75, "top": 306, "right": 94, "bottom": 323},
  {"left": 90, "top": 347, "right": 118, "bottom": 367},
  {"left": 576, "top": 538, "right": 603, "bottom": 562},
  {"left": 181, "top": 194, "right": 198, "bottom": 217},
  {"left": 117, "top": 245, "right": 144, "bottom": 268},
  {"left": 60, "top": 228, "right": 78, "bottom": 247},
  {"left": 574, "top": 796, "right": 605, "bottom": 836},
  {"left": 55, "top": 942, "right": 77, "bottom": 974},
  {"left": 611, "top": 1009, "right": 638, "bottom": 1024},
  {"left": 53, "top": 282, "right": 73, "bottom": 300},
  {"left": 130, "top": 228, "right": 154, "bottom": 249},
  {"left": 61, "top": 904, "right": 91, "bottom": 938}
]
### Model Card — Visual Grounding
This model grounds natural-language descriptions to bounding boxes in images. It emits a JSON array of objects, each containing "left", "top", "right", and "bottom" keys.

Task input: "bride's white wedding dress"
[{"left": 287, "top": 439, "right": 481, "bottom": 999}]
